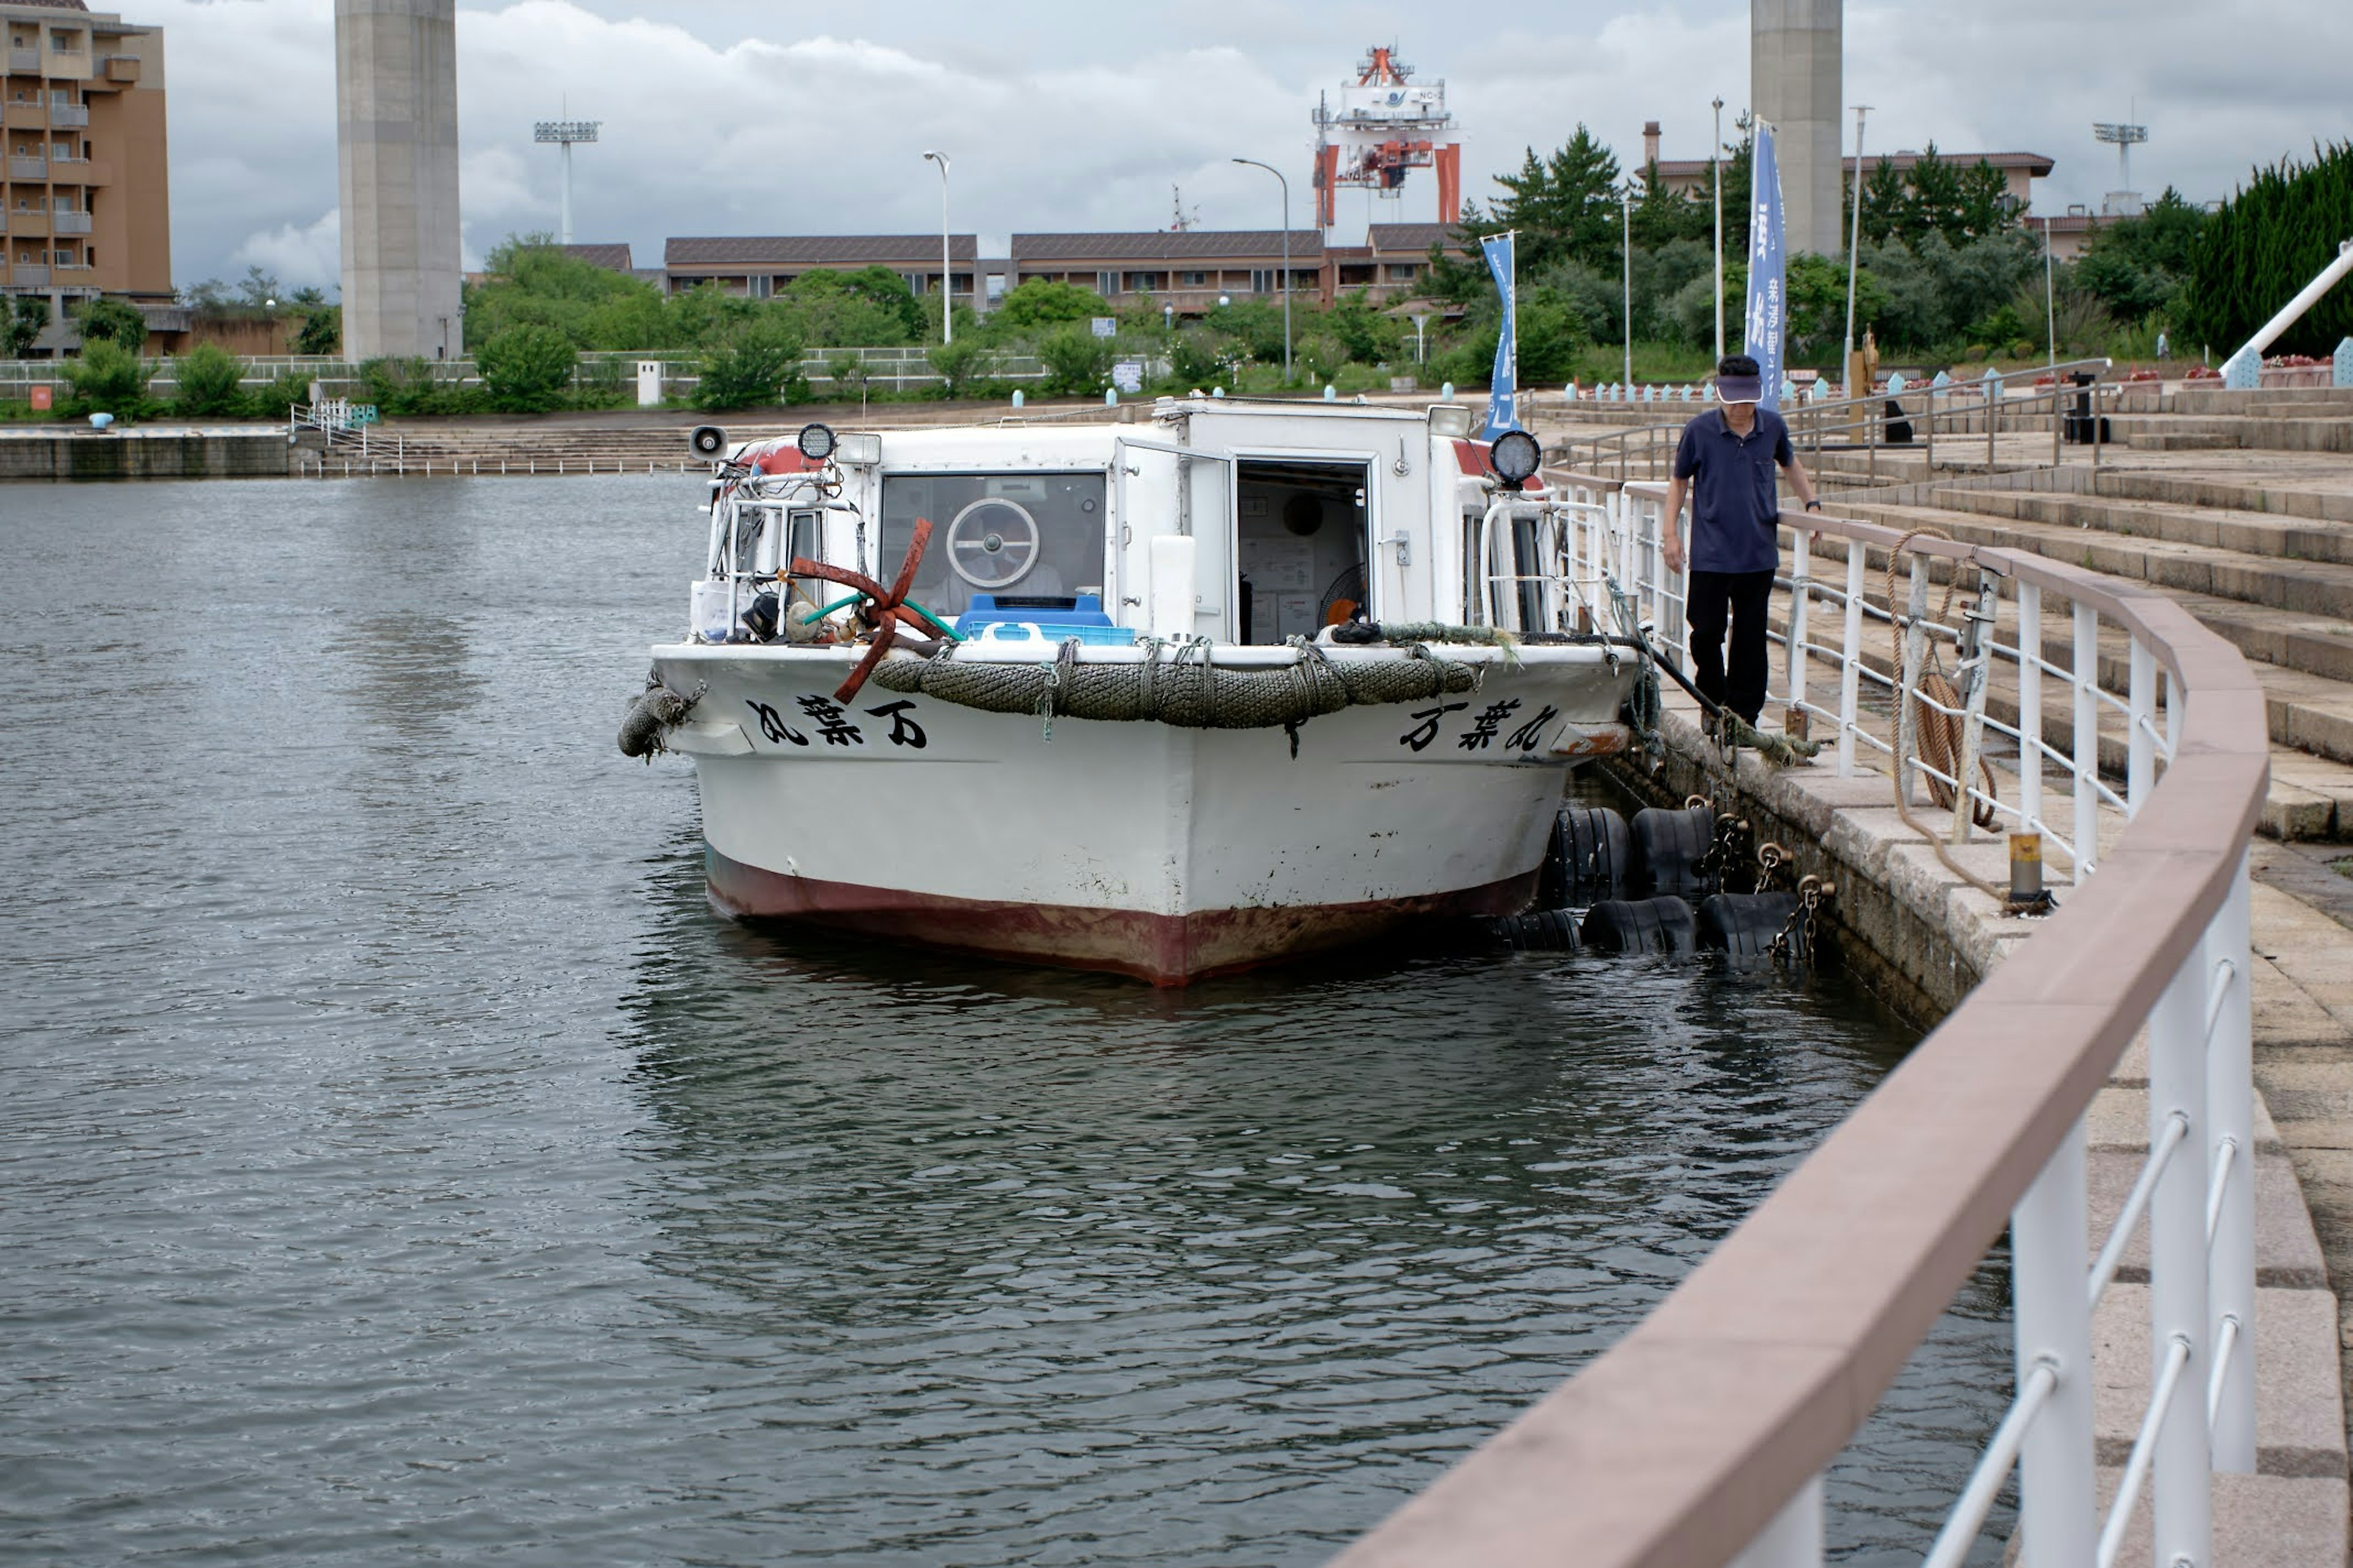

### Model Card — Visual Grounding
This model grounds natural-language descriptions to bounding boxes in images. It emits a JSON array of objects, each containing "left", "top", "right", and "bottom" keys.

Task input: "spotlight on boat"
[
  {"left": 1427, "top": 403, "right": 1473, "bottom": 437},
  {"left": 797, "top": 423, "right": 837, "bottom": 462},
  {"left": 1490, "top": 428, "right": 1542, "bottom": 484},
  {"left": 833, "top": 432, "right": 882, "bottom": 466}
]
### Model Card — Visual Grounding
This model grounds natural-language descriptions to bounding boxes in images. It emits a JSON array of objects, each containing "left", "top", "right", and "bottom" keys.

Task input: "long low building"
[
  {"left": 645, "top": 225, "right": 1474, "bottom": 314},
  {"left": 662, "top": 232, "right": 980, "bottom": 305}
]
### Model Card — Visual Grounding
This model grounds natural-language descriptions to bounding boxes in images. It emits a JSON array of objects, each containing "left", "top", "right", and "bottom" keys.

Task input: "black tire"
[
  {"left": 1537, "top": 805, "right": 1630, "bottom": 907},
  {"left": 1630, "top": 805, "right": 1713, "bottom": 899},
  {"left": 1580, "top": 896, "right": 1697, "bottom": 955},
  {"left": 689, "top": 425, "right": 729, "bottom": 458},
  {"left": 1493, "top": 909, "right": 1582, "bottom": 952},
  {"left": 1696, "top": 892, "right": 1802, "bottom": 959}
]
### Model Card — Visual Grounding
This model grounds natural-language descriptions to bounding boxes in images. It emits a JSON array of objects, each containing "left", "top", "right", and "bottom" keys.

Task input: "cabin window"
[
  {"left": 1233, "top": 459, "right": 1370, "bottom": 645},
  {"left": 878, "top": 471, "right": 1107, "bottom": 619}
]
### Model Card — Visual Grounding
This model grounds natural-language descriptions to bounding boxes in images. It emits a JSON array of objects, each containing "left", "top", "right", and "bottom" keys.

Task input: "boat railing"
[
  {"left": 1335, "top": 485, "right": 2268, "bottom": 1567},
  {"left": 1553, "top": 357, "right": 2121, "bottom": 487}
]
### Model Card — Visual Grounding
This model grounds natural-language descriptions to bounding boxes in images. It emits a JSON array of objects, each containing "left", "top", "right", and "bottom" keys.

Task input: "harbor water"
[{"left": 2, "top": 476, "right": 2009, "bottom": 1565}]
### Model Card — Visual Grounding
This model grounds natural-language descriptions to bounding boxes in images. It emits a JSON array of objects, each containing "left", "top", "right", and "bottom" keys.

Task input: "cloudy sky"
[{"left": 162, "top": 0, "right": 2353, "bottom": 294}]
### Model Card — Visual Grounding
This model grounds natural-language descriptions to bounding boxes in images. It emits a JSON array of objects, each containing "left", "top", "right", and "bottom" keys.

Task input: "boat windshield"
[{"left": 879, "top": 472, "right": 1108, "bottom": 618}]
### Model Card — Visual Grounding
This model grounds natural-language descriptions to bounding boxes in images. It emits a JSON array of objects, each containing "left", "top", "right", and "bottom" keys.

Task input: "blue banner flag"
[
  {"left": 1482, "top": 232, "right": 1517, "bottom": 436},
  {"left": 1745, "top": 121, "right": 1786, "bottom": 410}
]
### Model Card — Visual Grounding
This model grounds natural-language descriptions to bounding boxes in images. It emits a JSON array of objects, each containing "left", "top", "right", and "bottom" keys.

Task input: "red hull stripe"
[{"left": 703, "top": 846, "right": 1534, "bottom": 986}]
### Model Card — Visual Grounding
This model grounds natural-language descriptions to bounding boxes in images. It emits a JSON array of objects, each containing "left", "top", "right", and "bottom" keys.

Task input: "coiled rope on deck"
[{"left": 870, "top": 635, "right": 1481, "bottom": 734}]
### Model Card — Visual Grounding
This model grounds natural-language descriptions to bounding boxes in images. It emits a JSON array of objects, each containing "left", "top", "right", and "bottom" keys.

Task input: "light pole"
[
  {"left": 1411, "top": 312, "right": 1429, "bottom": 363},
  {"left": 1231, "top": 157, "right": 1292, "bottom": 383},
  {"left": 2042, "top": 215, "right": 2058, "bottom": 368},
  {"left": 922, "top": 150, "right": 952, "bottom": 344},
  {"left": 1843, "top": 105, "right": 1870, "bottom": 392},
  {"left": 533, "top": 118, "right": 600, "bottom": 246},
  {"left": 1621, "top": 184, "right": 1633, "bottom": 389},
  {"left": 1711, "top": 96, "right": 1724, "bottom": 364}
]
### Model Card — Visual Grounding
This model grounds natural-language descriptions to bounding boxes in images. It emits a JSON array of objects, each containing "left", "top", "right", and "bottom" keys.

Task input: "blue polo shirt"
[{"left": 1672, "top": 406, "right": 1794, "bottom": 574}]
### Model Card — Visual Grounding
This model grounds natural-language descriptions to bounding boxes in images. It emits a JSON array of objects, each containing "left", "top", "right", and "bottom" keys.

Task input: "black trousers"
[{"left": 1686, "top": 568, "right": 1776, "bottom": 725}]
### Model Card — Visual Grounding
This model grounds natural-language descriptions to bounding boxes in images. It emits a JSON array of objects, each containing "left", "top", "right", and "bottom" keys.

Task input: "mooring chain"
[{"left": 1768, "top": 874, "right": 1833, "bottom": 964}]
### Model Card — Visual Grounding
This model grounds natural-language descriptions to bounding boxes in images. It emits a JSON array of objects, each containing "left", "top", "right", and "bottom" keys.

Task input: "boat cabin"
[{"left": 694, "top": 397, "right": 1562, "bottom": 648}]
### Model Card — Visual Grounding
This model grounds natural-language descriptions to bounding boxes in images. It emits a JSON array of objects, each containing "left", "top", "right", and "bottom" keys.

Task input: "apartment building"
[{"left": 2, "top": 0, "right": 170, "bottom": 322}]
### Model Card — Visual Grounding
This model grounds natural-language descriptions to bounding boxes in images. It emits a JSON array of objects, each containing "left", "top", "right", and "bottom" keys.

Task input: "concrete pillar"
[
  {"left": 335, "top": 0, "right": 461, "bottom": 362},
  {"left": 1751, "top": 0, "right": 1844, "bottom": 259}
]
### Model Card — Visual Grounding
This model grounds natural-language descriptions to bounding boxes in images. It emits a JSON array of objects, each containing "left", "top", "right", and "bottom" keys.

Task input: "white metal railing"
[
  {"left": 1559, "top": 357, "right": 2121, "bottom": 488},
  {"left": 1336, "top": 488, "right": 2265, "bottom": 1568}
]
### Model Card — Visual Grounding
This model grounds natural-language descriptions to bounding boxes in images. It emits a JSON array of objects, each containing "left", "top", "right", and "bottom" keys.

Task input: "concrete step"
[
  {"left": 1838, "top": 496, "right": 2353, "bottom": 627},
  {"left": 2106, "top": 413, "right": 2353, "bottom": 455},
  {"left": 1925, "top": 485, "right": 2353, "bottom": 567},
  {"left": 2090, "top": 470, "right": 2353, "bottom": 527}
]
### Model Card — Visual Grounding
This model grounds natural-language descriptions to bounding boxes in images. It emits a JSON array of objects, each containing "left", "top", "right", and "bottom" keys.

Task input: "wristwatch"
[{"left": 1804, "top": 500, "right": 1823, "bottom": 512}]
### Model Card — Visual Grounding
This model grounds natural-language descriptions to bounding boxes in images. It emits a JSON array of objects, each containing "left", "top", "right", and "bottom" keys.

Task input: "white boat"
[{"left": 629, "top": 396, "right": 1652, "bottom": 984}]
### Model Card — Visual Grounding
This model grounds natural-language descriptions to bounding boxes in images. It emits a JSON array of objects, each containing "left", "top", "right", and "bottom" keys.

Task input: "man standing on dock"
[{"left": 1661, "top": 354, "right": 1824, "bottom": 732}]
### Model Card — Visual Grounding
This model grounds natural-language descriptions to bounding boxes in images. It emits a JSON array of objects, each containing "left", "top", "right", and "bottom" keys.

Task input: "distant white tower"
[
  {"left": 1751, "top": 0, "right": 1844, "bottom": 257},
  {"left": 336, "top": 0, "right": 462, "bottom": 360}
]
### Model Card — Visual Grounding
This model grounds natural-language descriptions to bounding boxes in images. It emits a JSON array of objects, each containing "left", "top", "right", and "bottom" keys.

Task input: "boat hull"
[
  {"left": 705, "top": 846, "right": 1534, "bottom": 983},
  {"left": 651, "top": 642, "right": 1639, "bottom": 984}
]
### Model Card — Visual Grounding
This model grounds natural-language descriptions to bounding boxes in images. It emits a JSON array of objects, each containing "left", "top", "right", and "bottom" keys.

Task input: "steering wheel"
[
  {"left": 945, "top": 497, "right": 1042, "bottom": 590},
  {"left": 941, "top": 494, "right": 1044, "bottom": 586}
]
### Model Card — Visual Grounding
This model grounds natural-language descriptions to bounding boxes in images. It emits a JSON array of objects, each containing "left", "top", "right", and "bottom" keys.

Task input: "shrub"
[
  {"left": 241, "top": 368, "right": 316, "bottom": 420},
  {"left": 928, "top": 338, "right": 986, "bottom": 400},
  {"left": 173, "top": 343, "right": 245, "bottom": 416},
  {"left": 75, "top": 297, "right": 149, "bottom": 350},
  {"left": 476, "top": 324, "right": 578, "bottom": 412},
  {"left": 1165, "top": 330, "right": 1232, "bottom": 388},
  {"left": 825, "top": 352, "right": 869, "bottom": 404},
  {"left": 695, "top": 319, "right": 805, "bottom": 411},
  {"left": 60, "top": 338, "right": 152, "bottom": 417},
  {"left": 1036, "top": 323, "right": 1113, "bottom": 396},
  {"left": 1298, "top": 333, "right": 1348, "bottom": 383}
]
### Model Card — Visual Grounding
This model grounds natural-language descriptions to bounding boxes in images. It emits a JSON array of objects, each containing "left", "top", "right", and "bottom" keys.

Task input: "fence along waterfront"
[{"left": 1336, "top": 482, "right": 2268, "bottom": 1567}]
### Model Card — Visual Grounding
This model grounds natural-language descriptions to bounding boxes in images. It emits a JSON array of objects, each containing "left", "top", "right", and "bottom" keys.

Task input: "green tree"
[
  {"left": 778, "top": 267, "right": 924, "bottom": 346},
  {"left": 75, "top": 297, "right": 148, "bottom": 349},
  {"left": 928, "top": 337, "right": 986, "bottom": 399},
  {"left": 2076, "top": 188, "right": 2209, "bottom": 323},
  {"left": 1461, "top": 126, "right": 1624, "bottom": 273},
  {"left": 475, "top": 324, "right": 578, "bottom": 411},
  {"left": 61, "top": 337, "right": 152, "bottom": 416},
  {"left": 1325, "top": 289, "right": 1403, "bottom": 363},
  {"left": 172, "top": 342, "right": 245, "bottom": 416},
  {"left": 1036, "top": 322, "right": 1113, "bottom": 395},
  {"left": 5, "top": 295, "right": 48, "bottom": 357},
  {"left": 694, "top": 319, "right": 805, "bottom": 410},
  {"left": 235, "top": 266, "right": 281, "bottom": 311},
  {"left": 464, "top": 233, "right": 670, "bottom": 350},
  {"left": 1631, "top": 161, "right": 1711, "bottom": 249},
  {"left": 995, "top": 279, "right": 1108, "bottom": 330},
  {"left": 293, "top": 305, "right": 340, "bottom": 356}
]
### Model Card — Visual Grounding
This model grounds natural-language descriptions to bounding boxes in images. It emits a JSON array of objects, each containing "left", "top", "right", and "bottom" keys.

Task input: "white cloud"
[
  {"left": 146, "top": 0, "right": 2353, "bottom": 288},
  {"left": 230, "top": 210, "right": 339, "bottom": 290}
]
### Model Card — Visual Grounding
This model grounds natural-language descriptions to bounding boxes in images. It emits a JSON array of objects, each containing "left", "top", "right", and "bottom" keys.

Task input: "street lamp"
[
  {"left": 1231, "top": 157, "right": 1292, "bottom": 384},
  {"left": 1843, "top": 105, "right": 1870, "bottom": 393},
  {"left": 922, "top": 150, "right": 952, "bottom": 345},
  {"left": 1410, "top": 312, "right": 1429, "bottom": 363},
  {"left": 1711, "top": 96, "right": 1724, "bottom": 363},
  {"left": 1621, "top": 184, "right": 1634, "bottom": 389}
]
